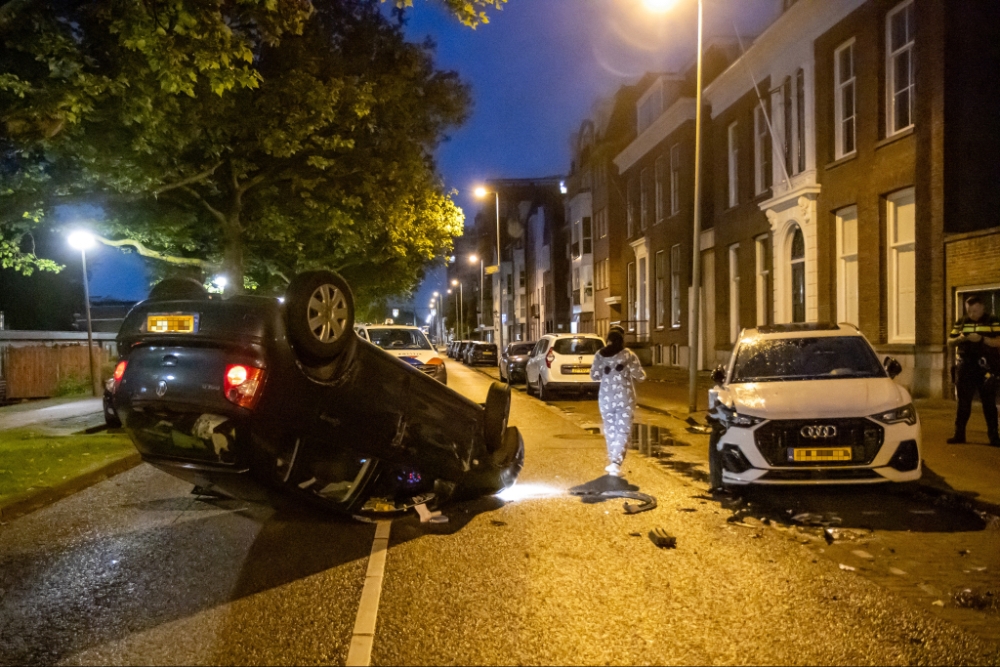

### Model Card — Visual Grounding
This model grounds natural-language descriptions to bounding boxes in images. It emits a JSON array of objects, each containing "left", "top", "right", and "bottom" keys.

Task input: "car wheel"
[
  {"left": 147, "top": 277, "right": 209, "bottom": 301},
  {"left": 537, "top": 377, "right": 550, "bottom": 402},
  {"left": 284, "top": 270, "right": 355, "bottom": 363},
  {"left": 483, "top": 382, "right": 511, "bottom": 454},
  {"left": 708, "top": 427, "right": 724, "bottom": 491}
]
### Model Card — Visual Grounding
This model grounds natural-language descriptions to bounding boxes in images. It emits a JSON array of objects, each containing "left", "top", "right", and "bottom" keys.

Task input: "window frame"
[
  {"left": 886, "top": 0, "right": 915, "bottom": 137},
  {"left": 727, "top": 121, "right": 739, "bottom": 208},
  {"left": 834, "top": 39, "right": 857, "bottom": 159},
  {"left": 654, "top": 155, "right": 666, "bottom": 224},
  {"left": 754, "top": 105, "right": 772, "bottom": 195},
  {"left": 795, "top": 68, "right": 806, "bottom": 174},
  {"left": 640, "top": 167, "right": 650, "bottom": 231},
  {"left": 655, "top": 250, "right": 666, "bottom": 328},
  {"left": 670, "top": 244, "right": 682, "bottom": 328},
  {"left": 627, "top": 261, "right": 637, "bottom": 330},
  {"left": 670, "top": 143, "right": 681, "bottom": 216},
  {"left": 887, "top": 188, "right": 916, "bottom": 343},
  {"left": 836, "top": 205, "right": 859, "bottom": 326},
  {"left": 755, "top": 234, "right": 770, "bottom": 326},
  {"left": 729, "top": 244, "right": 741, "bottom": 343}
]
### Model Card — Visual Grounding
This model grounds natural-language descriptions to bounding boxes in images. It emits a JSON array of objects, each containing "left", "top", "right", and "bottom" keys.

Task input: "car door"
[{"left": 525, "top": 339, "right": 547, "bottom": 384}]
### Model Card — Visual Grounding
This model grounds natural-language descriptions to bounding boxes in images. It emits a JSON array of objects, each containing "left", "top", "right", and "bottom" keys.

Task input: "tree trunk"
[{"left": 221, "top": 215, "right": 244, "bottom": 296}]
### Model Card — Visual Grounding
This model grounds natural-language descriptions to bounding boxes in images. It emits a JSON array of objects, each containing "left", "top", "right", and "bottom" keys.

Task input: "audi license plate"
[
  {"left": 146, "top": 313, "right": 198, "bottom": 334},
  {"left": 789, "top": 447, "right": 852, "bottom": 463}
]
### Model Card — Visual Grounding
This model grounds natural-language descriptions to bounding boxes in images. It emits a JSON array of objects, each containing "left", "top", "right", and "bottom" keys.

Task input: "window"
[
  {"left": 887, "top": 188, "right": 915, "bottom": 342},
  {"left": 790, "top": 225, "right": 806, "bottom": 323},
  {"left": 670, "top": 144, "right": 681, "bottom": 215},
  {"left": 655, "top": 250, "right": 666, "bottom": 328},
  {"left": 595, "top": 208, "right": 607, "bottom": 239},
  {"left": 836, "top": 206, "right": 859, "bottom": 326},
  {"left": 795, "top": 68, "right": 806, "bottom": 174},
  {"left": 627, "top": 177, "right": 637, "bottom": 237},
  {"left": 627, "top": 261, "right": 636, "bottom": 329},
  {"left": 754, "top": 105, "right": 772, "bottom": 195},
  {"left": 834, "top": 40, "right": 856, "bottom": 158},
  {"left": 728, "top": 122, "right": 739, "bottom": 207},
  {"left": 654, "top": 155, "right": 666, "bottom": 224},
  {"left": 755, "top": 235, "right": 770, "bottom": 326},
  {"left": 783, "top": 77, "right": 793, "bottom": 177},
  {"left": 887, "top": 0, "right": 915, "bottom": 136},
  {"left": 670, "top": 244, "right": 682, "bottom": 327},
  {"left": 637, "top": 85, "right": 663, "bottom": 134},
  {"left": 640, "top": 168, "right": 650, "bottom": 231},
  {"left": 582, "top": 216, "right": 592, "bottom": 255},
  {"left": 729, "top": 244, "right": 741, "bottom": 343}
]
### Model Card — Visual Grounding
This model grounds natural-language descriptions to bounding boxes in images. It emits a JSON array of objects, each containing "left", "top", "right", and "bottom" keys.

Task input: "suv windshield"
[
  {"left": 367, "top": 328, "right": 432, "bottom": 351},
  {"left": 553, "top": 338, "right": 603, "bottom": 355},
  {"left": 731, "top": 336, "right": 885, "bottom": 383}
]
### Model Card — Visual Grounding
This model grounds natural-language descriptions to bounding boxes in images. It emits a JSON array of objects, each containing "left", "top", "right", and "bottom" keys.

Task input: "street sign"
[{"left": 485, "top": 265, "right": 500, "bottom": 275}]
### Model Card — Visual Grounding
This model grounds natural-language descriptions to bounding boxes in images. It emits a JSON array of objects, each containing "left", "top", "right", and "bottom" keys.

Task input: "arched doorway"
[{"left": 790, "top": 225, "right": 806, "bottom": 323}]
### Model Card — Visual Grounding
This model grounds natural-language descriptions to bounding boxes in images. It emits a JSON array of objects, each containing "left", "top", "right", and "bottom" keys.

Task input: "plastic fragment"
[{"left": 839, "top": 564, "right": 856, "bottom": 572}]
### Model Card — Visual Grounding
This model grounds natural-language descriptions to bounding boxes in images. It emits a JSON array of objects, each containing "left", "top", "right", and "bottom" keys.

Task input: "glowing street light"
[
  {"left": 474, "top": 185, "right": 504, "bottom": 351},
  {"left": 641, "top": 0, "right": 679, "bottom": 13},
  {"left": 67, "top": 230, "right": 100, "bottom": 397}
]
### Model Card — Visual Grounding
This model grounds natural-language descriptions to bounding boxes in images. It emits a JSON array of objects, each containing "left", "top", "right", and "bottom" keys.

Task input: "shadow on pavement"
[{"left": 0, "top": 490, "right": 506, "bottom": 666}]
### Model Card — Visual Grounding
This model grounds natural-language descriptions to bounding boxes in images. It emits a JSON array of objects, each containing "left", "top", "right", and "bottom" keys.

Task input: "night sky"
[
  {"left": 403, "top": 0, "right": 780, "bottom": 317},
  {"left": 33, "top": 0, "right": 780, "bottom": 323}
]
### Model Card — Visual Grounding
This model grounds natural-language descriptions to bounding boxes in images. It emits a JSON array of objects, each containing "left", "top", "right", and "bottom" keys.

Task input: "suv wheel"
[{"left": 284, "top": 270, "right": 355, "bottom": 363}]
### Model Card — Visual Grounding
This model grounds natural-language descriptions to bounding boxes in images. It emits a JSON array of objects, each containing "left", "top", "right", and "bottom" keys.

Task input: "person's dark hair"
[
  {"left": 599, "top": 328, "right": 625, "bottom": 357},
  {"left": 965, "top": 294, "right": 983, "bottom": 307}
]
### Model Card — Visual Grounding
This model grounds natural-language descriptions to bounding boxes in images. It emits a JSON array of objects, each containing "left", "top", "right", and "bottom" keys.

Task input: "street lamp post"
[
  {"left": 451, "top": 279, "right": 465, "bottom": 340},
  {"left": 645, "top": 0, "right": 704, "bottom": 413},
  {"left": 475, "top": 186, "right": 503, "bottom": 353},
  {"left": 67, "top": 230, "right": 100, "bottom": 397}
]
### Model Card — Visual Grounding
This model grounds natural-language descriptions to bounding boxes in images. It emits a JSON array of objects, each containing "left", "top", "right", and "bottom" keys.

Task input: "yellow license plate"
[
  {"left": 147, "top": 314, "right": 197, "bottom": 334},
  {"left": 791, "top": 447, "right": 852, "bottom": 462}
]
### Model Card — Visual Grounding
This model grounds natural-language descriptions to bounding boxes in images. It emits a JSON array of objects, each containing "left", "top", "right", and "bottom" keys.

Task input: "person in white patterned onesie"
[{"left": 590, "top": 326, "right": 646, "bottom": 476}]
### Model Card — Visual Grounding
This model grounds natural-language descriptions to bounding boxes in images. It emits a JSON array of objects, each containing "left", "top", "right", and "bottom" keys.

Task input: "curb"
[{"left": 0, "top": 453, "right": 143, "bottom": 523}]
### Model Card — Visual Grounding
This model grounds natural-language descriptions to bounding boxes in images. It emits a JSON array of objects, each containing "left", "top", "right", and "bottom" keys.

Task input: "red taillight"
[
  {"left": 545, "top": 350, "right": 555, "bottom": 369},
  {"left": 112, "top": 360, "right": 128, "bottom": 391},
  {"left": 224, "top": 364, "right": 265, "bottom": 409}
]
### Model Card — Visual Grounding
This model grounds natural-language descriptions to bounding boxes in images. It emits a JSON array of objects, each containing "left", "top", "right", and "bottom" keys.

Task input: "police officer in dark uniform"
[{"left": 947, "top": 294, "right": 1000, "bottom": 447}]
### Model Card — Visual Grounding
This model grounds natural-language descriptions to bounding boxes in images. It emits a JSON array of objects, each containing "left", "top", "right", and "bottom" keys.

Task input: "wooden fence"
[{"left": 0, "top": 332, "right": 118, "bottom": 400}]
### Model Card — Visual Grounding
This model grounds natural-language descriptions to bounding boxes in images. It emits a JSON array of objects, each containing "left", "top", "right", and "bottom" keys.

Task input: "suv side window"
[{"left": 532, "top": 339, "right": 549, "bottom": 357}]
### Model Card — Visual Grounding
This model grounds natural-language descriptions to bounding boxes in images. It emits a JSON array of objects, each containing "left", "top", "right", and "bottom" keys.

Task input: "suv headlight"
[
  {"left": 713, "top": 404, "right": 766, "bottom": 428},
  {"left": 871, "top": 403, "right": 918, "bottom": 426}
]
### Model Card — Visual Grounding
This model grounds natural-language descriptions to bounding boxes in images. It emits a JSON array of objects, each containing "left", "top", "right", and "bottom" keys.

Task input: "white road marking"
[{"left": 345, "top": 520, "right": 392, "bottom": 666}]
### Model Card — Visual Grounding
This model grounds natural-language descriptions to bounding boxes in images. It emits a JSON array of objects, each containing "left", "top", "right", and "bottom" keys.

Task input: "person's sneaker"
[
  {"left": 946, "top": 435, "right": 966, "bottom": 444},
  {"left": 989, "top": 435, "right": 1000, "bottom": 448},
  {"left": 605, "top": 463, "right": 621, "bottom": 477}
]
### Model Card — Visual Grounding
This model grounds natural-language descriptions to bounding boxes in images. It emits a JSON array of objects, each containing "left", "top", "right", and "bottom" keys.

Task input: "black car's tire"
[
  {"left": 483, "top": 382, "right": 511, "bottom": 454},
  {"left": 148, "top": 277, "right": 208, "bottom": 301},
  {"left": 708, "top": 427, "right": 724, "bottom": 491},
  {"left": 284, "top": 270, "right": 355, "bottom": 363}
]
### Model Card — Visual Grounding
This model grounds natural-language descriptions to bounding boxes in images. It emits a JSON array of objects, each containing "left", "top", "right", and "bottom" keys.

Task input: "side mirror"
[
  {"left": 883, "top": 356, "right": 903, "bottom": 379},
  {"left": 711, "top": 366, "right": 727, "bottom": 385}
]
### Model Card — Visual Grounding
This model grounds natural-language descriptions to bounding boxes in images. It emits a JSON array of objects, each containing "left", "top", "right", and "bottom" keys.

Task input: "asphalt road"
[{"left": 1, "top": 362, "right": 998, "bottom": 665}]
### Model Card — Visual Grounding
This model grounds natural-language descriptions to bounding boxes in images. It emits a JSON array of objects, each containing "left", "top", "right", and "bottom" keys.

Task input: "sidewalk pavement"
[
  {"left": 0, "top": 397, "right": 104, "bottom": 432},
  {"left": 635, "top": 366, "right": 1000, "bottom": 513}
]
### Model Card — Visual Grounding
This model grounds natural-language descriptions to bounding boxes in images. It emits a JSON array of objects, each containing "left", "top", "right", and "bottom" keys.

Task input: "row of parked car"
[{"left": 445, "top": 340, "right": 499, "bottom": 367}]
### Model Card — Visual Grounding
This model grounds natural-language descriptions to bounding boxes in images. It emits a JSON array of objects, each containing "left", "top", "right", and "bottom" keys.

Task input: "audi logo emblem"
[{"left": 800, "top": 425, "right": 837, "bottom": 439}]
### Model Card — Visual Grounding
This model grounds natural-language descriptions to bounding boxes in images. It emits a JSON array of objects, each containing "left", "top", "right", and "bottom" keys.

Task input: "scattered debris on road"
[
  {"left": 839, "top": 564, "right": 856, "bottom": 572},
  {"left": 649, "top": 528, "right": 677, "bottom": 549}
]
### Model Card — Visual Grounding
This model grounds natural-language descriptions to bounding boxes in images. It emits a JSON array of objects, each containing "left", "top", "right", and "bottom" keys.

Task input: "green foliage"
[
  {"left": 1, "top": 0, "right": 482, "bottom": 308},
  {"left": 52, "top": 372, "right": 91, "bottom": 397}
]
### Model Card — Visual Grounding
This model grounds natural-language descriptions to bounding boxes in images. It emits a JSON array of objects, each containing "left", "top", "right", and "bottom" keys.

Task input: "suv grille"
[{"left": 753, "top": 418, "right": 884, "bottom": 466}]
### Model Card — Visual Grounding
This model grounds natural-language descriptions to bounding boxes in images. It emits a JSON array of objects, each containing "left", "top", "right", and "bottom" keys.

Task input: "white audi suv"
[{"left": 707, "top": 323, "right": 921, "bottom": 489}]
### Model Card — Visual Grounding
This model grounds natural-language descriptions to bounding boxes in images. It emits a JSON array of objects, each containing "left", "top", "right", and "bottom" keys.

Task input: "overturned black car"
[{"left": 110, "top": 271, "right": 523, "bottom": 516}]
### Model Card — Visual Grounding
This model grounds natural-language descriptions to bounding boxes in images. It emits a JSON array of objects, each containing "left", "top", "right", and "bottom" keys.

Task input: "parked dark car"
[
  {"left": 500, "top": 342, "right": 536, "bottom": 384},
  {"left": 456, "top": 341, "right": 475, "bottom": 364},
  {"left": 110, "top": 272, "right": 523, "bottom": 516},
  {"left": 447, "top": 340, "right": 465, "bottom": 359},
  {"left": 467, "top": 342, "right": 498, "bottom": 367}
]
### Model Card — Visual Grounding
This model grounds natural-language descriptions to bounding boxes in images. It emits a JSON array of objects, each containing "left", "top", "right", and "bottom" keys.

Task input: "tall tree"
[{"left": 0, "top": 0, "right": 502, "bottom": 299}]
